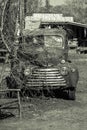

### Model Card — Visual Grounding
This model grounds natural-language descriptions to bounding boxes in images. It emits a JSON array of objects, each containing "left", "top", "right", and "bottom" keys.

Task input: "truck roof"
[{"left": 23, "top": 28, "right": 66, "bottom": 37}]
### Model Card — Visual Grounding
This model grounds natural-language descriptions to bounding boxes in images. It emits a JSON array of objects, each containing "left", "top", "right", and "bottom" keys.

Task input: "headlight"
[
  {"left": 24, "top": 68, "right": 31, "bottom": 76},
  {"left": 61, "top": 59, "right": 65, "bottom": 64},
  {"left": 60, "top": 67, "right": 68, "bottom": 75},
  {"left": 71, "top": 68, "right": 76, "bottom": 72}
]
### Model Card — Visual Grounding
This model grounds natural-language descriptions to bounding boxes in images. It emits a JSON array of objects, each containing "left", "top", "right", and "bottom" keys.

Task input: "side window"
[
  {"left": 25, "top": 37, "right": 33, "bottom": 45},
  {"left": 25, "top": 36, "right": 44, "bottom": 46},
  {"left": 33, "top": 36, "right": 44, "bottom": 46}
]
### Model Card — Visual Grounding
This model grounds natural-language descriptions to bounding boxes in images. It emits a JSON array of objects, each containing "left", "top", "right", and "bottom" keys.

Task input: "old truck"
[{"left": 5, "top": 27, "right": 78, "bottom": 100}]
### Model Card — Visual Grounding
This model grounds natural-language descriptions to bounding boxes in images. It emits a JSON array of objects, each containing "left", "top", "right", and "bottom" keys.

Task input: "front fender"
[{"left": 68, "top": 67, "right": 79, "bottom": 88}]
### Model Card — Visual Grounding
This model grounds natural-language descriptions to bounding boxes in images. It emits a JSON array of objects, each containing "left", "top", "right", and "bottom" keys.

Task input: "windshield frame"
[{"left": 24, "top": 34, "right": 65, "bottom": 49}]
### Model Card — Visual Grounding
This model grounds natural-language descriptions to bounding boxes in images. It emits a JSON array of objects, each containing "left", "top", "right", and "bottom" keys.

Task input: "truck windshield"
[
  {"left": 32, "top": 35, "right": 63, "bottom": 48},
  {"left": 44, "top": 36, "right": 63, "bottom": 48}
]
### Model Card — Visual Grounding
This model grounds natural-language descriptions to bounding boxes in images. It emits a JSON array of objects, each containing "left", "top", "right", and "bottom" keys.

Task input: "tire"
[{"left": 68, "top": 89, "right": 76, "bottom": 100}]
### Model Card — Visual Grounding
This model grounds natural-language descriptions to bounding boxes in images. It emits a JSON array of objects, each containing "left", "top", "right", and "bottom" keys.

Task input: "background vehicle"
[
  {"left": 68, "top": 38, "right": 78, "bottom": 49},
  {"left": 76, "top": 39, "right": 87, "bottom": 54}
]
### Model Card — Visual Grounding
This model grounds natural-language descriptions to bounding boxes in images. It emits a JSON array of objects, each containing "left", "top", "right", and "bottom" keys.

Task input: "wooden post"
[
  {"left": 0, "top": 105, "right": 1, "bottom": 115},
  {"left": 17, "top": 91, "right": 21, "bottom": 118},
  {"left": 19, "top": 0, "right": 25, "bottom": 34}
]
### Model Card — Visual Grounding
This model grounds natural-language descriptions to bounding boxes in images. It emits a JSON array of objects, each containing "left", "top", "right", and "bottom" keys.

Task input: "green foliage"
[
  {"left": 49, "top": 0, "right": 87, "bottom": 24},
  {"left": 25, "top": 0, "right": 39, "bottom": 15},
  {"left": 38, "top": 0, "right": 87, "bottom": 24},
  {"left": 64, "top": 0, "right": 87, "bottom": 23}
]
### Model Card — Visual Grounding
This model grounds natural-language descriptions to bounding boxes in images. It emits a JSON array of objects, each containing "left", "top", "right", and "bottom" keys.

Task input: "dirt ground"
[{"left": 0, "top": 53, "right": 87, "bottom": 130}]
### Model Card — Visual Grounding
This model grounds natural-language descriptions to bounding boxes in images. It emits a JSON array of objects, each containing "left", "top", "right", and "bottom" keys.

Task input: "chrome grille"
[{"left": 26, "top": 68, "right": 66, "bottom": 87}]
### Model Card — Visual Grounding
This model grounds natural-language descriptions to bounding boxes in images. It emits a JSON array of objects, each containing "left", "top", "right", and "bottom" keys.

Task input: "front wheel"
[{"left": 68, "top": 89, "right": 76, "bottom": 100}]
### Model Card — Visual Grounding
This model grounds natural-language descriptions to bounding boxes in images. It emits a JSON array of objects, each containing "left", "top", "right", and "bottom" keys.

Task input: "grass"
[{"left": 0, "top": 52, "right": 87, "bottom": 130}]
